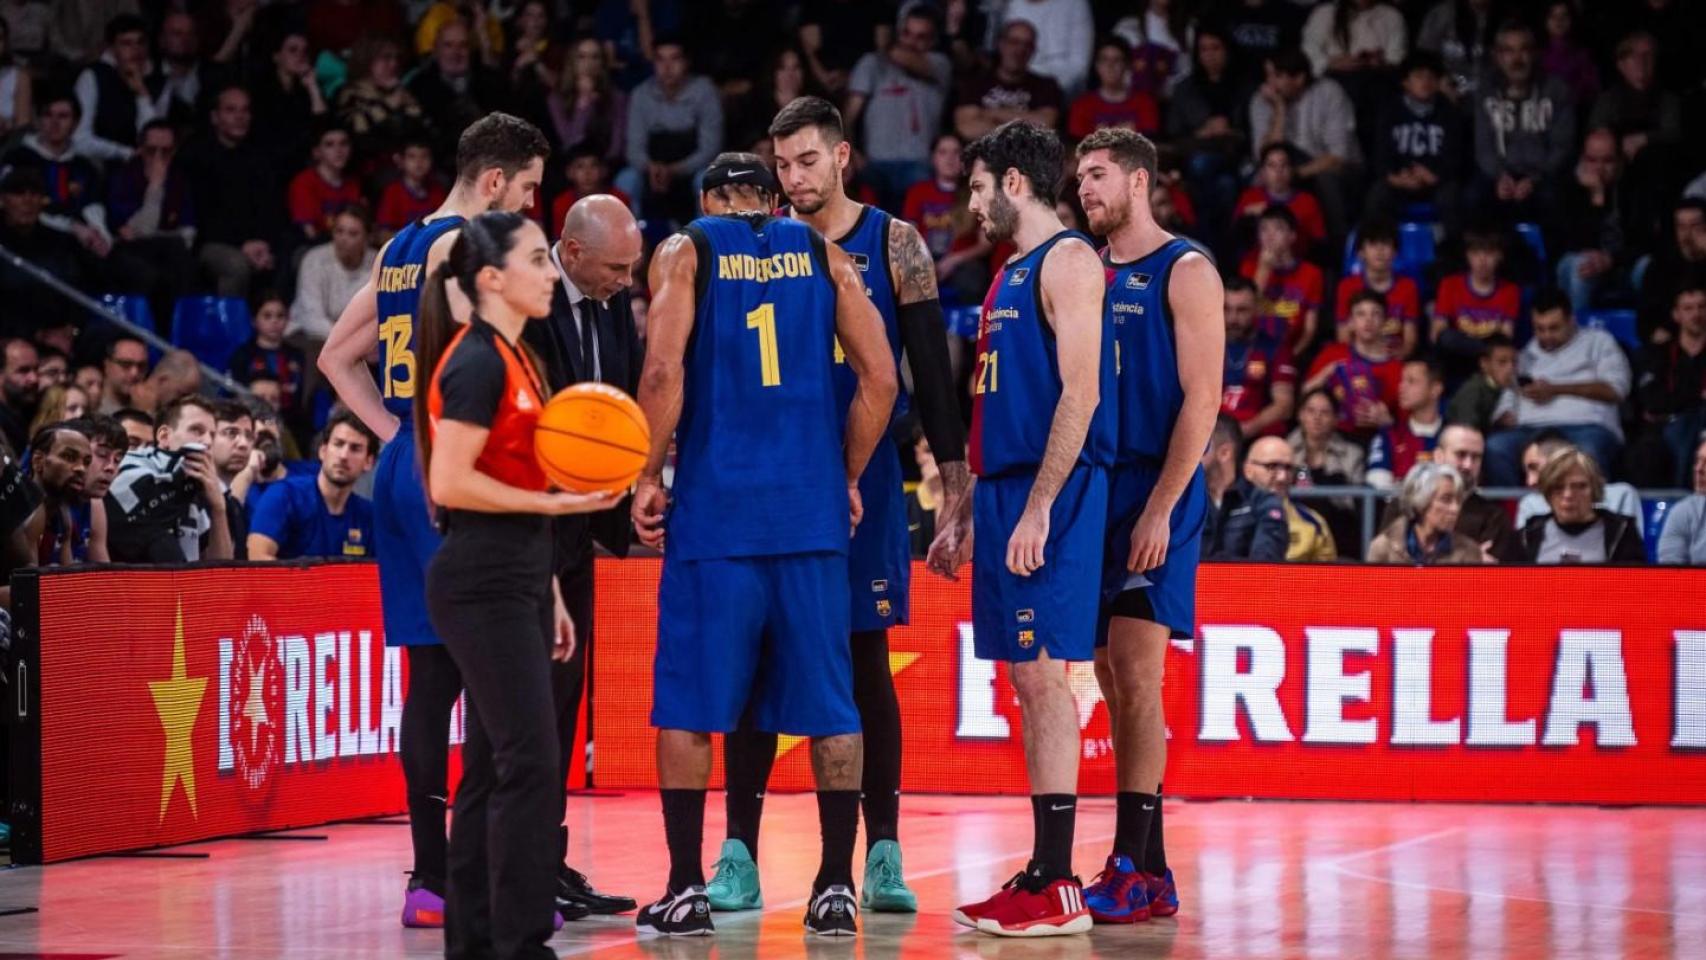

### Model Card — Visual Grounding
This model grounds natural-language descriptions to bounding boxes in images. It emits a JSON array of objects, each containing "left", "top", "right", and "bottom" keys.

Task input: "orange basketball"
[{"left": 534, "top": 383, "right": 651, "bottom": 494}]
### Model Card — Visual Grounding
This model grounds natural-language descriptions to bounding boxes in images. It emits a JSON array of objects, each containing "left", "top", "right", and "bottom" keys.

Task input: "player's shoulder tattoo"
[{"left": 888, "top": 216, "right": 938, "bottom": 305}]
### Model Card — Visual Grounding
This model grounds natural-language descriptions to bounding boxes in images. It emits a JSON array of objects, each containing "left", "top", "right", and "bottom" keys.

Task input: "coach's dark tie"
[{"left": 577, "top": 300, "right": 597, "bottom": 382}]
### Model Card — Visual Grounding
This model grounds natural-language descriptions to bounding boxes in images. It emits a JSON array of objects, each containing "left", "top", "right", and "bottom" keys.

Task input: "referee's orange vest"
[{"left": 428, "top": 322, "right": 551, "bottom": 493}]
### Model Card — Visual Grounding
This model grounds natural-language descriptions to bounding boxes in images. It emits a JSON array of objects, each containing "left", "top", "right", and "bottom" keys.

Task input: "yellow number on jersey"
[
  {"left": 747, "top": 303, "right": 780, "bottom": 386},
  {"left": 974, "top": 349, "right": 998, "bottom": 395},
  {"left": 379, "top": 313, "right": 416, "bottom": 399},
  {"left": 833, "top": 337, "right": 846, "bottom": 365}
]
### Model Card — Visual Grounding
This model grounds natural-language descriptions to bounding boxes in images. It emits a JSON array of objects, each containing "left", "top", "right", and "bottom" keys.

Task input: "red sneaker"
[
  {"left": 952, "top": 871, "right": 1025, "bottom": 928},
  {"left": 975, "top": 875, "right": 1092, "bottom": 938},
  {"left": 1145, "top": 869, "right": 1180, "bottom": 917}
]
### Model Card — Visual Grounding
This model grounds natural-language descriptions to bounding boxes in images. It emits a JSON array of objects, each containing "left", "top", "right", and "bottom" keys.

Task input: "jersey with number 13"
[
  {"left": 375, "top": 215, "right": 466, "bottom": 422},
  {"left": 669, "top": 212, "right": 846, "bottom": 562}
]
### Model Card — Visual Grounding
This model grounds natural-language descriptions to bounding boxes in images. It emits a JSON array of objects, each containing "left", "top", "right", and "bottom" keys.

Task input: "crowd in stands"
[{"left": 0, "top": 0, "right": 1702, "bottom": 568}]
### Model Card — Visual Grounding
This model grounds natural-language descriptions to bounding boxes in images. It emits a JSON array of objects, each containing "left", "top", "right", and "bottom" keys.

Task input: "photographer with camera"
[{"left": 91, "top": 396, "right": 235, "bottom": 564}]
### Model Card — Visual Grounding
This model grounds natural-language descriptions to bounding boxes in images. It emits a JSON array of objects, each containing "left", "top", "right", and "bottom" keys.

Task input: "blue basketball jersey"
[
  {"left": 375, "top": 216, "right": 464, "bottom": 421},
  {"left": 669, "top": 213, "right": 847, "bottom": 560},
  {"left": 1105, "top": 237, "right": 1197, "bottom": 462},
  {"left": 825, "top": 205, "right": 908, "bottom": 422},
  {"left": 968, "top": 231, "right": 1115, "bottom": 478}
]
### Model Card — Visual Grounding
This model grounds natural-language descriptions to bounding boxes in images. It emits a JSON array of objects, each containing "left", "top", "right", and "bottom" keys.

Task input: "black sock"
[
  {"left": 1145, "top": 784, "right": 1168, "bottom": 874},
  {"left": 1031, "top": 794, "right": 1077, "bottom": 880},
  {"left": 723, "top": 724, "right": 777, "bottom": 860},
  {"left": 851, "top": 630, "right": 901, "bottom": 848},
  {"left": 660, "top": 788, "right": 707, "bottom": 892},
  {"left": 1030, "top": 797, "right": 1045, "bottom": 864},
  {"left": 1114, "top": 792, "right": 1157, "bottom": 867},
  {"left": 813, "top": 790, "right": 861, "bottom": 892}
]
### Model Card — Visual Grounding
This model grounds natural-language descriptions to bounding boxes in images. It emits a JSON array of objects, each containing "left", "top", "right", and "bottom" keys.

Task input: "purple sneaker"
[{"left": 401, "top": 878, "right": 445, "bottom": 928}]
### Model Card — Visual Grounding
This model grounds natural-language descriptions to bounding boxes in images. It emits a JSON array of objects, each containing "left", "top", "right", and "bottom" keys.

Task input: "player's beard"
[
  {"left": 983, "top": 189, "right": 1019, "bottom": 242},
  {"left": 789, "top": 173, "right": 837, "bottom": 215},
  {"left": 1085, "top": 194, "right": 1130, "bottom": 236}
]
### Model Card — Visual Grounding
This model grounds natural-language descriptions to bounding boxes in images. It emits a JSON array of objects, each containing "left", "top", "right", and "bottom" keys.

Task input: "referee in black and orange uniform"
[{"left": 414, "top": 210, "right": 615, "bottom": 960}]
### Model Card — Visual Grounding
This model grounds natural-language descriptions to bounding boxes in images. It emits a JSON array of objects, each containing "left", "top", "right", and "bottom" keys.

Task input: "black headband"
[{"left": 702, "top": 158, "right": 777, "bottom": 195}]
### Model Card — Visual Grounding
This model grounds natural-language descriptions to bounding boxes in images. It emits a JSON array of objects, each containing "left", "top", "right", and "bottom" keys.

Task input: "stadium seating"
[
  {"left": 1580, "top": 308, "right": 1640, "bottom": 351},
  {"left": 170, "top": 296, "right": 252, "bottom": 372}
]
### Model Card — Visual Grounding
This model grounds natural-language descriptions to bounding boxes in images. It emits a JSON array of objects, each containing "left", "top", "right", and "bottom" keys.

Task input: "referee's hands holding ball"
[{"left": 537, "top": 489, "right": 621, "bottom": 516}]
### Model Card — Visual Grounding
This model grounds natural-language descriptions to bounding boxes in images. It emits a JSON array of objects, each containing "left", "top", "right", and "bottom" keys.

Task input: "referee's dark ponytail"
[{"left": 414, "top": 210, "right": 531, "bottom": 477}]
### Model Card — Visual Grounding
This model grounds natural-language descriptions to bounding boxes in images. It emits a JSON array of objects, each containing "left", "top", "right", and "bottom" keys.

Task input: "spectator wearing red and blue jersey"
[
  {"left": 1220, "top": 276, "right": 1297, "bottom": 438},
  {"left": 1303, "top": 289, "right": 1402, "bottom": 441},
  {"left": 1067, "top": 37, "right": 1160, "bottom": 141},
  {"left": 1240, "top": 204, "right": 1324, "bottom": 350},
  {"left": 1233, "top": 144, "right": 1326, "bottom": 259},
  {"left": 1335, "top": 220, "right": 1420, "bottom": 356},
  {"left": 229, "top": 291, "right": 306, "bottom": 422},
  {"left": 1367, "top": 357, "right": 1445, "bottom": 489},
  {"left": 287, "top": 120, "right": 361, "bottom": 243},
  {"left": 1431, "top": 226, "right": 1522, "bottom": 382}
]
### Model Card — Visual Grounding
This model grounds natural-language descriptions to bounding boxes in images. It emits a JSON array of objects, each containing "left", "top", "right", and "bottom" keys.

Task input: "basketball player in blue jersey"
[
  {"left": 632, "top": 153, "right": 897, "bottom": 938},
  {"left": 317, "top": 114, "right": 596, "bottom": 929},
  {"left": 1075, "top": 129, "right": 1223, "bottom": 924},
  {"left": 700, "top": 96, "right": 971, "bottom": 915},
  {"left": 951, "top": 120, "right": 1114, "bottom": 939}
]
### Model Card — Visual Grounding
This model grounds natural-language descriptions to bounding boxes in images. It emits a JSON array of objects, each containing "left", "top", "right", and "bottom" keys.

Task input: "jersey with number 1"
[
  {"left": 375, "top": 215, "right": 465, "bottom": 422},
  {"left": 670, "top": 212, "right": 845, "bottom": 561}
]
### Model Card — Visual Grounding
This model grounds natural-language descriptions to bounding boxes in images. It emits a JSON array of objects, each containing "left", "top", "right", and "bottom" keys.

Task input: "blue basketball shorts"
[
  {"left": 971, "top": 464, "right": 1108, "bottom": 663},
  {"left": 651, "top": 551, "right": 859, "bottom": 737},
  {"left": 372, "top": 428, "right": 443, "bottom": 648},
  {"left": 1098, "top": 460, "right": 1207, "bottom": 643},
  {"left": 848, "top": 437, "right": 909, "bottom": 633}
]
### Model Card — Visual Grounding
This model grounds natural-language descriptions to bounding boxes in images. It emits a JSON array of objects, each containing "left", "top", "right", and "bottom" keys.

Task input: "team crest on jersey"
[
  {"left": 1018, "top": 629, "right": 1036, "bottom": 649},
  {"left": 1008, "top": 267, "right": 1030, "bottom": 285},
  {"left": 876, "top": 599, "right": 892, "bottom": 617},
  {"left": 1248, "top": 359, "right": 1267, "bottom": 379},
  {"left": 1016, "top": 608, "right": 1035, "bottom": 623},
  {"left": 515, "top": 389, "right": 533, "bottom": 410},
  {"left": 871, "top": 579, "right": 888, "bottom": 593},
  {"left": 1126, "top": 272, "right": 1152, "bottom": 290},
  {"left": 848, "top": 252, "right": 870, "bottom": 272}
]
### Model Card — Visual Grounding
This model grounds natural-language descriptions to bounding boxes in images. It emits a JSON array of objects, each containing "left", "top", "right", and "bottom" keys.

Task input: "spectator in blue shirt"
[{"left": 247, "top": 410, "right": 377, "bottom": 561}]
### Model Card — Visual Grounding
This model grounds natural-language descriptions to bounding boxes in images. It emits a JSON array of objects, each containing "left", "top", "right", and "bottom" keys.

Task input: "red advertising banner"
[
  {"left": 592, "top": 559, "right": 1706, "bottom": 804},
  {"left": 11, "top": 563, "right": 468, "bottom": 863}
]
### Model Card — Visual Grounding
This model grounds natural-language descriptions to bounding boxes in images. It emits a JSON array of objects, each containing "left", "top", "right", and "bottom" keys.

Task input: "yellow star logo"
[
  {"left": 150, "top": 602, "right": 208, "bottom": 823},
  {"left": 774, "top": 651, "right": 922, "bottom": 759}
]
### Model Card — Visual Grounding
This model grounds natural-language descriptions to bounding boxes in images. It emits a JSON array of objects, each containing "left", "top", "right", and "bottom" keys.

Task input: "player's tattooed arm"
[
  {"left": 890, "top": 216, "right": 939, "bottom": 306},
  {"left": 890, "top": 217, "right": 974, "bottom": 575}
]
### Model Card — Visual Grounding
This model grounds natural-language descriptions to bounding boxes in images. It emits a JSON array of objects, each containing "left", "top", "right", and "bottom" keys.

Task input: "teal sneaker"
[
  {"left": 860, "top": 839, "right": 917, "bottom": 913},
  {"left": 704, "top": 839, "right": 762, "bottom": 911}
]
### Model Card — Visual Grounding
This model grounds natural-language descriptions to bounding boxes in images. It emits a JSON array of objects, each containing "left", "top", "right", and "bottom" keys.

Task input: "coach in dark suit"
[{"left": 522, "top": 195, "right": 645, "bottom": 917}]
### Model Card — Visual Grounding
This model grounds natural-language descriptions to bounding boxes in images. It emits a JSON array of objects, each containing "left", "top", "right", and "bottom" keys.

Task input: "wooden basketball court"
[{"left": 0, "top": 792, "right": 1697, "bottom": 958}]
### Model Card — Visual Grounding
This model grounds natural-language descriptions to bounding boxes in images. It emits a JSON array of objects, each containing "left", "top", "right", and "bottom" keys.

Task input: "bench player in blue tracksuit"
[
  {"left": 703, "top": 96, "right": 972, "bottom": 915},
  {"left": 630, "top": 153, "right": 898, "bottom": 938},
  {"left": 1074, "top": 128, "right": 1223, "bottom": 924}
]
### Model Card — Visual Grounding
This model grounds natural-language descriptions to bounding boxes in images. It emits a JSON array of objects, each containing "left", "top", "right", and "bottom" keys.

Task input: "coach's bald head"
[{"left": 560, "top": 195, "right": 643, "bottom": 302}]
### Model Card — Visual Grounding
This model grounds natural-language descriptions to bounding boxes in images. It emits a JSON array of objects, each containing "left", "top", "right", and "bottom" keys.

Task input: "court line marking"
[{"left": 1325, "top": 826, "right": 1706, "bottom": 919}]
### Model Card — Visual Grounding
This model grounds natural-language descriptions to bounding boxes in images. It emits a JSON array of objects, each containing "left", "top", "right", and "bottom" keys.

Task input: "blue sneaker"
[
  {"left": 1084, "top": 855, "right": 1149, "bottom": 924},
  {"left": 1145, "top": 868, "right": 1180, "bottom": 917},
  {"left": 704, "top": 839, "right": 762, "bottom": 911}
]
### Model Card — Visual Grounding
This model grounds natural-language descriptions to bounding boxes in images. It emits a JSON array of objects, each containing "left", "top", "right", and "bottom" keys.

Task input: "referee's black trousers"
[{"left": 428, "top": 511, "right": 559, "bottom": 960}]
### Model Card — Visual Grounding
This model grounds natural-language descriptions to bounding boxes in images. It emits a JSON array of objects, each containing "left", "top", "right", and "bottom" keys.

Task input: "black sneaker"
[
  {"left": 558, "top": 865, "right": 637, "bottom": 915},
  {"left": 635, "top": 886, "right": 714, "bottom": 937},
  {"left": 803, "top": 884, "right": 858, "bottom": 937}
]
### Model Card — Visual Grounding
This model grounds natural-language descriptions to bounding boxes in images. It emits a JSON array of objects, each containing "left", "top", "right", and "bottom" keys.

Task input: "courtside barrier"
[
  {"left": 7, "top": 562, "right": 460, "bottom": 864},
  {"left": 592, "top": 559, "right": 1706, "bottom": 804}
]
